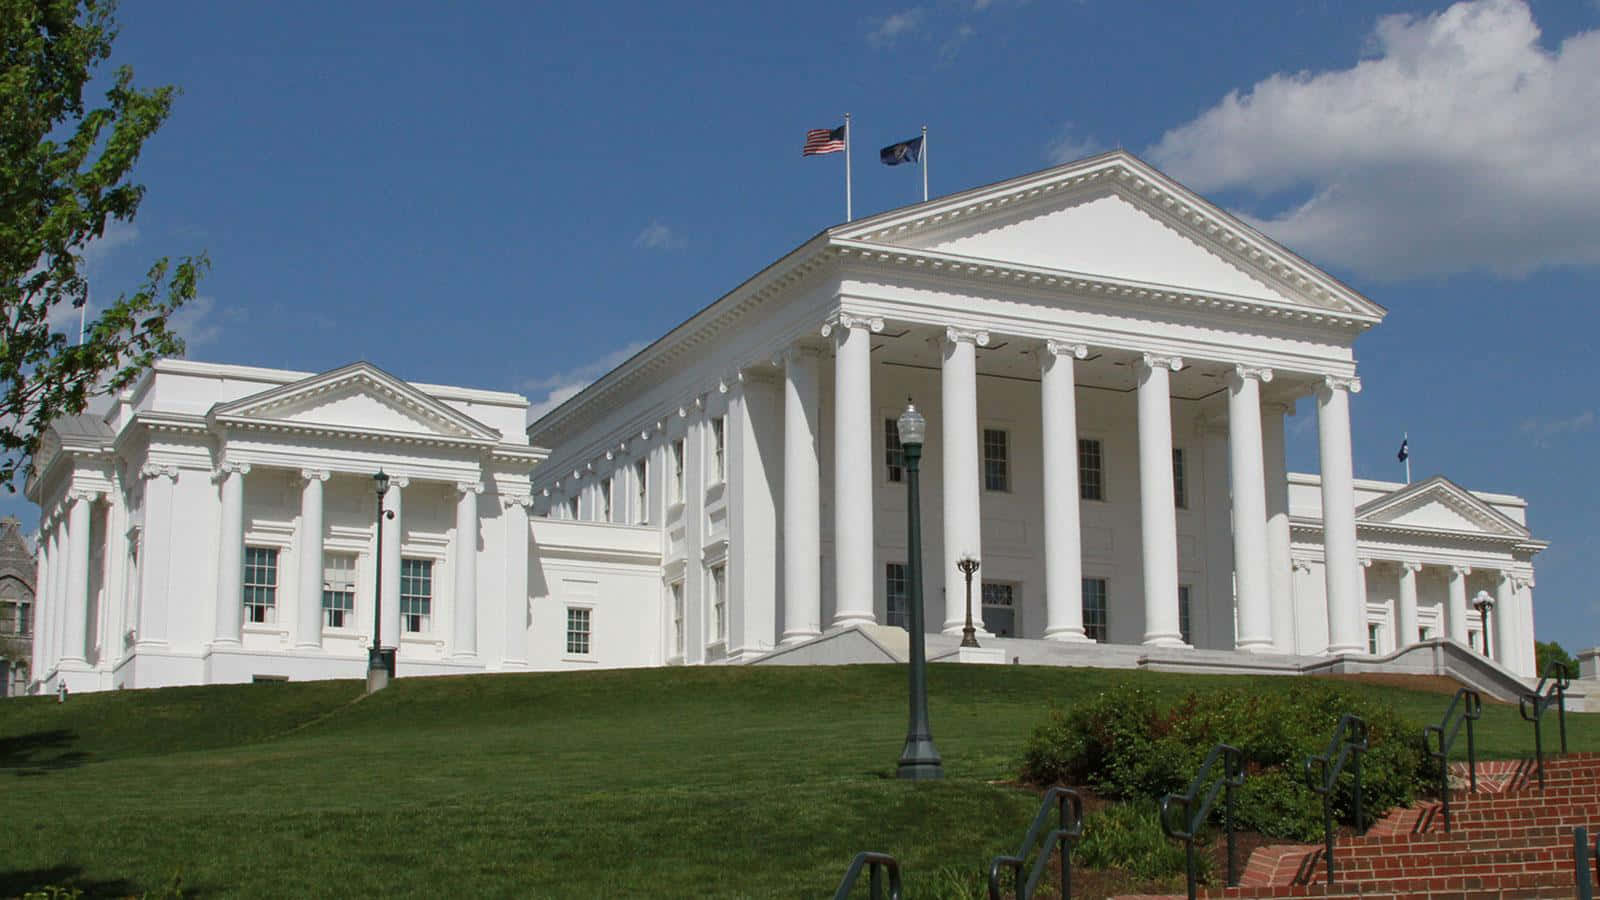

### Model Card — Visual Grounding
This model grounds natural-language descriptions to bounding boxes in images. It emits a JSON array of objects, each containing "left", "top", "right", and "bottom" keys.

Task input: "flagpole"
[
  {"left": 78, "top": 305, "right": 85, "bottom": 345},
  {"left": 1404, "top": 431, "right": 1411, "bottom": 484},
  {"left": 921, "top": 124, "right": 928, "bottom": 203},
  {"left": 844, "top": 113, "right": 853, "bottom": 222}
]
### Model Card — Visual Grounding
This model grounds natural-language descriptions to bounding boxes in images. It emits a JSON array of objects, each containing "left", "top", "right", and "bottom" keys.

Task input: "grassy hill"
[{"left": 0, "top": 665, "right": 1592, "bottom": 898}]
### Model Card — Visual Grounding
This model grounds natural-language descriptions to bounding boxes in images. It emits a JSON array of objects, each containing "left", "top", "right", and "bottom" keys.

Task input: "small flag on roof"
[
  {"left": 803, "top": 125, "right": 846, "bottom": 156},
  {"left": 879, "top": 136, "right": 924, "bottom": 166},
  {"left": 1397, "top": 438, "right": 1409, "bottom": 462}
]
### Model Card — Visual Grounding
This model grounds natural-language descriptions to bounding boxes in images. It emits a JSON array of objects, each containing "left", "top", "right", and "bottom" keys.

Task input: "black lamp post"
[
  {"left": 957, "top": 555, "right": 981, "bottom": 648},
  {"left": 1473, "top": 591, "right": 1495, "bottom": 659},
  {"left": 368, "top": 470, "right": 397, "bottom": 692},
  {"left": 896, "top": 399, "right": 942, "bottom": 780}
]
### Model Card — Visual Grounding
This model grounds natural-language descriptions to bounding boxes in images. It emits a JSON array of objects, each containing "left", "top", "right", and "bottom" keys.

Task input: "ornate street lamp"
[
  {"left": 368, "top": 470, "right": 398, "bottom": 693},
  {"left": 957, "top": 554, "right": 981, "bottom": 648},
  {"left": 896, "top": 399, "right": 942, "bottom": 780},
  {"left": 1472, "top": 590, "right": 1495, "bottom": 660}
]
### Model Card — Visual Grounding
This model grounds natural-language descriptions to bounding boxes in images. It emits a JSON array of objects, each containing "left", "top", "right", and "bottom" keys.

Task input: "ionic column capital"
[
  {"left": 1358, "top": 557, "right": 1374, "bottom": 568},
  {"left": 943, "top": 326, "right": 990, "bottom": 347},
  {"left": 1044, "top": 339, "right": 1089, "bottom": 360},
  {"left": 1230, "top": 364, "right": 1275, "bottom": 386},
  {"left": 1450, "top": 564, "right": 1471, "bottom": 576},
  {"left": 388, "top": 475, "right": 411, "bottom": 489},
  {"left": 66, "top": 487, "right": 103, "bottom": 504},
  {"left": 499, "top": 493, "right": 534, "bottom": 510},
  {"left": 299, "top": 468, "right": 330, "bottom": 483},
  {"left": 1140, "top": 353, "right": 1184, "bottom": 373},
  {"left": 211, "top": 461, "right": 251, "bottom": 483},
  {"left": 1292, "top": 557, "right": 1314, "bottom": 573},
  {"left": 456, "top": 481, "right": 484, "bottom": 496},
  {"left": 1513, "top": 575, "right": 1534, "bottom": 591},
  {"left": 1320, "top": 374, "right": 1363, "bottom": 395},
  {"left": 1401, "top": 561, "right": 1423, "bottom": 574},
  {"left": 139, "top": 463, "right": 179, "bottom": 482},
  {"left": 820, "top": 312, "right": 884, "bottom": 338}
]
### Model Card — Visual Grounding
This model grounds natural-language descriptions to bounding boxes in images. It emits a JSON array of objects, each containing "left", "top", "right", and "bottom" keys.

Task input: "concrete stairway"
[{"left": 1115, "top": 752, "right": 1600, "bottom": 900}]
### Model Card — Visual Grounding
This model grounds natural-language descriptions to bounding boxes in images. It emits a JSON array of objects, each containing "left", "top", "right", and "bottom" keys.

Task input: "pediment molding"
[
  {"left": 1354, "top": 476, "right": 1530, "bottom": 540},
  {"left": 209, "top": 362, "right": 501, "bottom": 444},
  {"left": 829, "top": 150, "right": 1385, "bottom": 324}
]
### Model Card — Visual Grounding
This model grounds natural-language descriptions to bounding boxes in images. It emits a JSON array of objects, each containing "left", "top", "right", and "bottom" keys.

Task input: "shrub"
[
  {"left": 1020, "top": 681, "right": 1430, "bottom": 842},
  {"left": 1073, "top": 799, "right": 1204, "bottom": 881}
]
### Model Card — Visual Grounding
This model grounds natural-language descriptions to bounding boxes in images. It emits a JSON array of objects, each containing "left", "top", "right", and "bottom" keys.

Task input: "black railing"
[
  {"left": 833, "top": 851, "right": 903, "bottom": 900},
  {"left": 1422, "top": 688, "right": 1482, "bottom": 832},
  {"left": 987, "top": 786, "right": 1084, "bottom": 900},
  {"left": 1304, "top": 714, "right": 1368, "bottom": 887},
  {"left": 1575, "top": 826, "right": 1599, "bottom": 900},
  {"left": 1519, "top": 662, "right": 1571, "bottom": 788},
  {"left": 1159, "top": 743, "right": 1246, "bottom": 900}
]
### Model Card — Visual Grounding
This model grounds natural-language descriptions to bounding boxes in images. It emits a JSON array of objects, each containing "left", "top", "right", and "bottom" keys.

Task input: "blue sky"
[{"left": 12, "top": 0, "right": 1600, "bottom": 650}]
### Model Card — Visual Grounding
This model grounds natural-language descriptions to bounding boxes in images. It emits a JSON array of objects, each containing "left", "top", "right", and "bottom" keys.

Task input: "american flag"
[{"left": 802, "top": 125, "right": 846, "bottom": 156}]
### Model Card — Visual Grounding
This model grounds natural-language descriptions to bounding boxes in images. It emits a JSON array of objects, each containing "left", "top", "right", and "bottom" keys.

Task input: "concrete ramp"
[{"left": 748, "top": 625, "right": 909, "bottom": 665}]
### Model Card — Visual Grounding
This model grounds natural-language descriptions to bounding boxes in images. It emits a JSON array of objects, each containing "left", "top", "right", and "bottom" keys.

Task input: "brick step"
[
  {"left": 1334, "top": 823, "right": 1590, "bottom": 854},
  {"left": 1116, "top": 867, "right": 1572, "bottom": 899}
]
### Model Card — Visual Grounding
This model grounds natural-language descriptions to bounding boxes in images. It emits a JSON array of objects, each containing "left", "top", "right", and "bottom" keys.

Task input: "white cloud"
[
  {"left": 940, "top": 24, "right": 976, "bottom": 61},
  {"left": 867, "top": 8, "right": 925, "bottom": 46},
  {"left": 1047, "top": 124, "right": 1103, "bottom": 164},
  {"left": 523, "top": 341, "right": 649, "bottom": 422},
  {"left": 1520, "top": 410, "right": 1595, "bottom": 447},
  {"left": 168, "top": 295, "right": 226, "bottom": 347},
  {"left": 634, "top": 220, "right": 687, "bottom": 251},
  {"left": 1147, "top": 0, "right": 1600, "bottom": 280}
]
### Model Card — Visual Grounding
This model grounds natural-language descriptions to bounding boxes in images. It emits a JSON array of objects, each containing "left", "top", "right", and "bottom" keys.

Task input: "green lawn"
[{"left": 1, "top": 665, "right": 1592, "bottom": 898}]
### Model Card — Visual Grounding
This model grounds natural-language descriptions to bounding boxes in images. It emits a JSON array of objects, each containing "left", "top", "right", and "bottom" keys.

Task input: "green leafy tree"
[
  {"left": 1, "top": 0, "right": 205, "bottom": 487},
  {"left": 1535, "top": 640, "right": 1576, "bottom": 679}
]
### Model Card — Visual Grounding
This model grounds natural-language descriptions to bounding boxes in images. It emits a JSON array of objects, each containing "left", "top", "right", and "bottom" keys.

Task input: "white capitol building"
[{"left": 26, "top": 152, "right": 1547, "bottom": 696}]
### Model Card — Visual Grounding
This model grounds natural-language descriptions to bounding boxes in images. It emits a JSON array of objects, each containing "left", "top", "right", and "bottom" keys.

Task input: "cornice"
[
  {"left": 212, "top": 416, "right": 499, "bottom": 451},
  {"left": 1290, "top": 516, "right": 1539, "bottom": 548}
]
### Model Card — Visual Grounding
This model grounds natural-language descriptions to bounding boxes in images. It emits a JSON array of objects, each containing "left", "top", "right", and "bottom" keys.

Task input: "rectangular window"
[
  {"left": 884, "top": 418, "right": 904, "bottom": 483},
  {"left": 1078, "top": 439, "right": 1104, "bottom": 501},
  {"left": 242, "top": 547, "right": 278, "bottom": 624},
  {"left": 1419, "top": 626, "right": 1433, "bottom": 642},
  {"left": 566, "top": 607, "right": 591, "bottom": 655},
  {"left": 981, "top": 582, "right": 1016, "bottom": 637},
  {"left": 885, "top": 563, "right": 908, "bottom": 629},
  {"left": 1178, "top": 584, "right": 1192, "bottom": 645},
  {"left": 672, "top": 439, "right": 685, "bottom": 504},
  {"left": 17, "top": 602, "right": 29, "bottom": 635},
  {"left": 710, "top": 563, "right": 727, "bottom": 644},
  {"left": 712, "top": 417, "right": 726, "bottom": 484},
  {"left": 1082, "top": 577, "right": 1108, "bottom": 642},
  {"left": 1468, "top": 630, "right": 1480, "bottom": 653},
  {"left": 399, "top": 558, "right": 432, "bottom": 633},
  {"left": 635, "top": 460, "right": 649, "bottom": 525},
  {"left": 322, "top": 553, "right": 357, "bottom": 628},
  {"left": 983, "top": 428, "right": 1010, "bottom": 492},
  {"left": 671, "top": 581, "right": 685, "bottom": 657},
  {"left": 601, "top": 477, "right": 613, "bottom": 523},
  {"left": 1368, "top": 622, "right": 1382, "bottom": 655},
  {"left": 1173, "top": 448, "right": 1187, "bottom": 510}
]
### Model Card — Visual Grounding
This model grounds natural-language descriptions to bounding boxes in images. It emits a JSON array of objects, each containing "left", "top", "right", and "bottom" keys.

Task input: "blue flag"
[{"left": 880, "top": 136, "right": 924, "bottom": 166}]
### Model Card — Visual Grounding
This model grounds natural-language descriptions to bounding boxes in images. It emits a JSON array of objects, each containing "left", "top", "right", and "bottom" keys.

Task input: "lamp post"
[
  {"left": 897, "top": 399, "right": 943, "bottom": 780},
  {"left": 1472, "top": 590, "right": 1495, "bottom": 660},
  {"left": 957, "top": 554, "right": 981, "bottom": 648},
  {"left": 367, "top": 470, "right": 397, "bottom": 693}
]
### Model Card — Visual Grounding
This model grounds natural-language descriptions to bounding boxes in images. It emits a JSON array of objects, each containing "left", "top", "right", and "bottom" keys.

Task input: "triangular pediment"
[
  {"left": 211, "top": 362, "right": 499, "bottom": 442},
  {"left": 1356, "top": 476, "right": 1528, "bottom": 538},
  {"left": 830, "top": 150, "right": 1384, "bottom": 319}
]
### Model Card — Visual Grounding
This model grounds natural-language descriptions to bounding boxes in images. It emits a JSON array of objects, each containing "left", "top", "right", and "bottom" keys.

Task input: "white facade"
[{"left": 25, "top": 151, "right": 1546, "bottom": 693}]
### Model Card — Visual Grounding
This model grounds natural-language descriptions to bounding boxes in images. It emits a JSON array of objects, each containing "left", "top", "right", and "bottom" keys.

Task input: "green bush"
[
  {"left": 1073, "top": 799, "right": 1204, "bottom": 881},
  {"left": 1020, "top": 681, "right": 1431, "bottom": 843}
]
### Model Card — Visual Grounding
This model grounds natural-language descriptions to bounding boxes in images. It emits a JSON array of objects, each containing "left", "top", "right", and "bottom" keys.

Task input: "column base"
[
  {"left": 941, "top": 621, "right": 992, "bottom": 638},
  {"left": 1043, "top": 628, "right": 1096, "bottom": 643},
  {"left": 1235, "top": 639, "right": 1283, "bottom": 654},
  {"left": 294, "top": 641, "right": 323, "bottom": 651},
  {"left": 210, "top": 638, "right": 241, "bottom": 648},
  {"left": 830, "top": 614, "right": 877, "bottom": 630},
  {"left": 780, "top": 630, "right": 820, "bottom": 647},
  {"left": 1327, "top": 642, "right": 1365, "bottom": 655},
  {"left": 1143, "top": 635, "right": 1190, "bottom": 649}
]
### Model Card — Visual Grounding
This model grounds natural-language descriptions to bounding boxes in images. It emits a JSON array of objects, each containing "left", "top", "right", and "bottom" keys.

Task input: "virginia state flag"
[{"left": 880, "top": 136, "right": 924, "bottom": 166}]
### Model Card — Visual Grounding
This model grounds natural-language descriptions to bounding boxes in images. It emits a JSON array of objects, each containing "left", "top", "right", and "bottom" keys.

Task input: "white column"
[
  {"left": 781, "top": 346, "right": 821, "bottom": 644},
  {"left": 453, "top": 481, "right": 482, "bottom": 658},
  {"left": 1494, "top": 571, "right": 1516, "bottom": 667},
  {"left": 501, "top": 493, "right": 532, "bottom": 667},
  {"left": 1446, "top": 565, "right": 1470, "bottom": 645},
  {"left": 214, "top": 463, "right": 249, "bottom": 645},
  {"left": 1041, "top": 340, "right": 1090, "bottom": 641},
  {"left": 1227, "top": 365, "right": 1275, "bottom": 652},
  {"left": 136, "top": 464, "right": 177, "bottom": 647},
  {"left": 60, "top": 492, "right": 94, "bottom": 665},
  {"left": 296, "top": 469, "right": 329, "bottom": 648},
  {"left": 1397, "top": 562, "right": 1421, "bottom": 648},
  {"left": 1137, "top": 354, "right": 1184, "bottom": 646},
  {"left": 46, "top": 524, "right": 62, "bottom": 673},
  {"left": 30, "top": 523, "right": 49, "bottom": 681},
  {"left": 827, "top": 314, "right": 882, "bottom": 628},
  {"left": 380, "top": 477, "right": 407, "bottom": 650},
  {"left": 1316, "top": 376, "right": 1363, "bottom": 654},
  {"left": 941, "top": 327, "right": 987, "bottom": 634},
  {"left": 1515, "top": 577, "right": 1536, "bottom": 677},
  {"left": 1262, "top": 405, "right": 1296, "bottom": 653}
]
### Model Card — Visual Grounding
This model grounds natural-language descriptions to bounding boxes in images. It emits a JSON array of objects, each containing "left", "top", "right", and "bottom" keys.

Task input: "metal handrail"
[
  {"left": 1304, "top": 714, "right": 1368, "bottom": 887},
  {"left": 833, "top": 851, "right": 903, "bottom": 900},
  {"left": 1519, "top": 662, "right": 1571, "bottom": 788},
  {"left": 987, "top": 786, "right": 1084, "bottom": 900},
  {"left": 1575, "top": 826, "right": 1599, "bottom": 900},
  {"left": 1422, "top": 688, "right": 1482, "bottom": 832},
  {"left": 1159, "top": 743, "right": 1246, "bottom": 900}
]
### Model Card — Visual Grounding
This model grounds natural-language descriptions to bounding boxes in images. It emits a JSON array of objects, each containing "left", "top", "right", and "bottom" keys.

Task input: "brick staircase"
[{"left": 1115, "top": 752, "right": 1600, "bottom": 900}]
